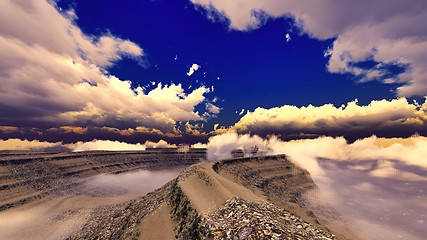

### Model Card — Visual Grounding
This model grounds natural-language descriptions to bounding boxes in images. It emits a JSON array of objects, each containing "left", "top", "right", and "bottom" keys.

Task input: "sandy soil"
[
  {"left": 138, "top": 203, "right": 175, "bottom": 240},
  {"left": 0, "top": 195, "right": 102, "bottom": 240},
  {"left": 179, "top": 162, "right": 263, "bottom": 215}
]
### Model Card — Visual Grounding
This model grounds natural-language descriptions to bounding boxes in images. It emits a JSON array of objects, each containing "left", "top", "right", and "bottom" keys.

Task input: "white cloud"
[
  {"left": 143, "top": 139, "right": 177, "bottom": 148},
  {"left": 207, "top": 132, "right": 427, "bottom": 170},
  {"left": 70, "top": 140, "right": 146, "bottom": 152},
  {"left": 192, "top": 142, "right": 207, "bottom": 148},
  {"left": 285, "top": 33, "right": 291, "bottom": 42},
  {"left": 187, "top": 63, "right": 201, "bottom": 76},
  {"left": 191, "top": 0, "right": 427, "bottom": 96},
  {"left": 232, "top": 97, "right": 427, "bottom": 139},
  {"left": 238, "top": 109, "right": 245, "bottom": 116},
  {"left": 0, "top": 138, "right": 64, "bottom": 151},
  {"left": 70, "top": 139, "right": 180, "bottom": 151},
  {"left": 206, "top": 103, "right": 221, "bottom": 114},
  {"left": 0, "top": 1, "right": 211, "bottom": 132},
  {"left": 207, "top": 132, "right": 270, "bottom": 160},
  {"left": 0, "top": 138, "right": 179, "bottom": 152}
]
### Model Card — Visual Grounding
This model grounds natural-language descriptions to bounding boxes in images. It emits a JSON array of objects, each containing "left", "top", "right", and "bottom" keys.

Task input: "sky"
[
  {"left": 1, "top": 0, "right": 427, "bottom": 146},
  {"left": 1, "top": 2, "right": 427, "bottom": 238}
]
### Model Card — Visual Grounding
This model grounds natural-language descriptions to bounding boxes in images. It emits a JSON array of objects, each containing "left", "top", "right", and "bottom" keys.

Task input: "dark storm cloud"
[{"left": 0, "top": 125, "right": 210, "bottom": 145}]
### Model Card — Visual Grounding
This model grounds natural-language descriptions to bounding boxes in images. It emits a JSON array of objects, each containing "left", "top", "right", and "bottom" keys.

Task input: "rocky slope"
[{"left": 0, "top": 149, "right": 205, "bottom": 211}]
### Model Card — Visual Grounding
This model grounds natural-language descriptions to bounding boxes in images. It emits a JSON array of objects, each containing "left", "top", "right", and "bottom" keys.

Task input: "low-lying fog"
[
  {"left": 0, "top": 168, "right": 183, "bottom": 240},
  {"left": 306, "top": 158, "right": 427, "bottom": 240},
  {"left": 82, "top": 168, "right": 182, "bottom": 197},
  {"left": 208, "top": 133, "right": 427, "bottom": 240}
]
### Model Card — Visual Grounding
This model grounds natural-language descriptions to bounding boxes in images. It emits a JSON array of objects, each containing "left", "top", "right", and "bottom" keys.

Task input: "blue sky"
[
  {"left": 1, "top": 0, "right": 427, "bottom": 145},
  {"left": 57, "top": 0, "right": 402, "bottom": 125}
]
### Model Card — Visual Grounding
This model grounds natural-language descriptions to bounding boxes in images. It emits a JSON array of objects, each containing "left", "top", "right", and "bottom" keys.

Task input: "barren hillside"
[{"left": 0, "top": 152, "right": 363, "bottom": 239}]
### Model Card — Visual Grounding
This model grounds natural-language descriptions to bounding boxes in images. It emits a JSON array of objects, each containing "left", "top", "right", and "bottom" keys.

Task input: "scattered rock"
[{"left": 199, "top": 198, "right": 336, "bottom": 240}]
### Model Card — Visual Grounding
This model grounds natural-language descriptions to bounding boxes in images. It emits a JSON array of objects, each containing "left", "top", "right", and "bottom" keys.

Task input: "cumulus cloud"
[
  {"left": 0, "top": 1, "right": 212, "bottom": 134},
  {"left": 207, "top": 132, "right": 427, "bottom": 239},
  {"left": 192, "top": 142, "right": 207, "bottom": 148},
  {"left": 212, "top": 123, "right": 229, "bottom": 135},
  {"left": 187, "top": 63, "right": 201, "bottom": 76},
  {"left": 181, "top": 121, "right": 208, "bottom": 137},
  {"left": 232, "top": 97, "right": 427, "bottom": 141},
  {"left": 191, "top": 0, "right": 427, "bottom": 96},
  {"left": 143, "top": 139, "right": 177, "bottom": 148}
]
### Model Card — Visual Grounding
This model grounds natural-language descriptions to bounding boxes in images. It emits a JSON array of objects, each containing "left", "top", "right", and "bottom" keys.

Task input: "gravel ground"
[{"left": 200, "top": 197, "right": 336, "bottom": 240}]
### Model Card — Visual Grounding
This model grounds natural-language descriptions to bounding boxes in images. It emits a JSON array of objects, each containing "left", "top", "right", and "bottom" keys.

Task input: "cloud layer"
[
  {"left": 0, "top": 138, "right": 178, "bottom": 152},
  {"left": 231, "top": 97, "right": 427, "bottom": 141},
  {"left": 71, "top": 140, "right": 147, "bottom": 152},
  {"left": 0, "top": 138, "right": 65, "bottom": 151},
  {"left": 0, "top": 1, "right": 213, "bottom": 135},
  {"left": 71, "top": 139, "right": 178, "bottom": 151},
  {"left": 191, "top": 0, "right": 427, "bottom": 96}
]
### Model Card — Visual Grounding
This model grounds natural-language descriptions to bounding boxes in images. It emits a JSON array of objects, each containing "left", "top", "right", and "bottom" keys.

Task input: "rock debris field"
[{"left": 201, "top": 197, "right": 336, "bottom": 240}]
